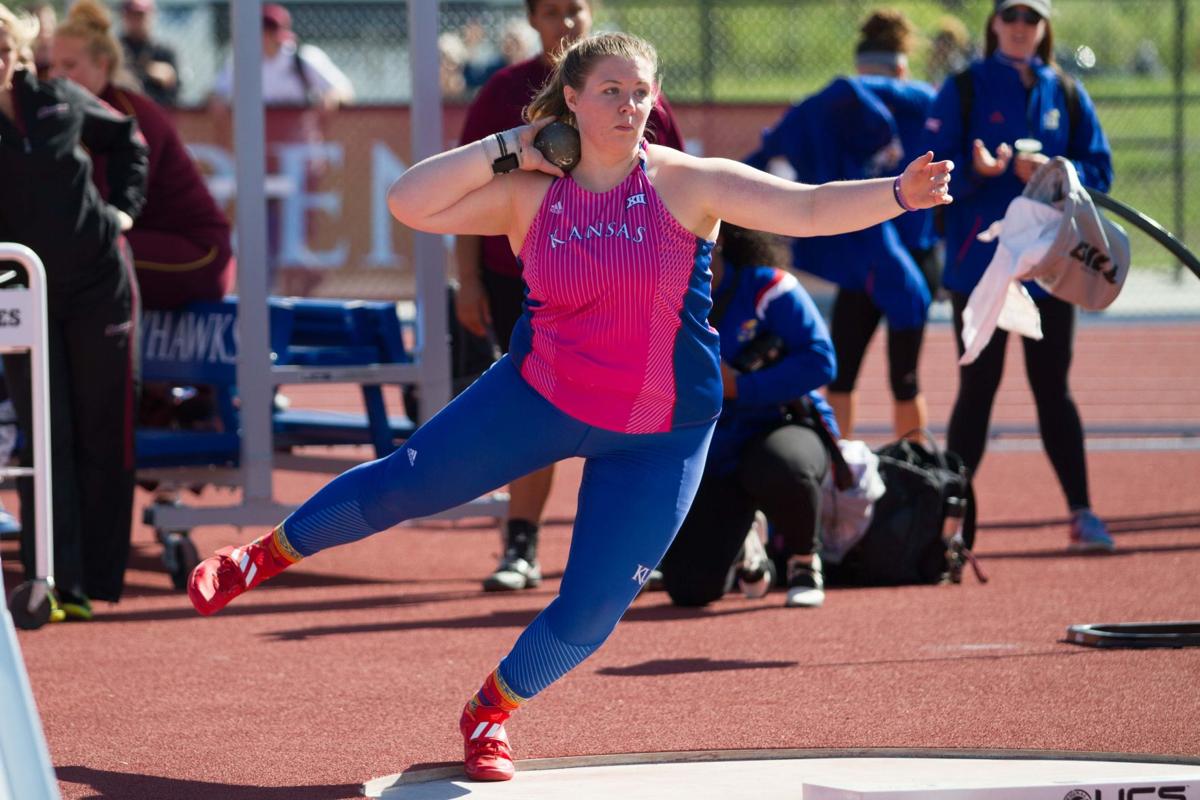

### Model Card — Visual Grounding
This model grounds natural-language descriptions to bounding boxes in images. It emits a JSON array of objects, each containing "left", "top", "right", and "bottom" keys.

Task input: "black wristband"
[{"left": 491, "top": 132, "right": 520, "bottom": 175}]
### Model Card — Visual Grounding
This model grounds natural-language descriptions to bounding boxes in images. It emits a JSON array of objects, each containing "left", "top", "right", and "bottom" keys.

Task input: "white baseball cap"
[{"left": 995, "top": 0, "right": 1052, "bottom": 18}]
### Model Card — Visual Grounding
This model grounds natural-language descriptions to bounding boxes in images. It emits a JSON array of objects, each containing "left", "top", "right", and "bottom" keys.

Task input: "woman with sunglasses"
[{"left": 924, "top": 0, "right": 1115, "bottom": 552}]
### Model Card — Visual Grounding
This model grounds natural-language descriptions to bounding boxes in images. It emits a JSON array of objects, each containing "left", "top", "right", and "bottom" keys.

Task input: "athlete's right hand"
[
  {"left": 455, "top": 276, "right": 491, "bottom": 338},
  {"left": 972, "top": 139, "right": 1012, "bottom": 178},
  {"left": 514, "top": 117, "right": 567, "bottom": 178},
  {"left": 109, "top": 206, "right": 135, "bottom": 232}
]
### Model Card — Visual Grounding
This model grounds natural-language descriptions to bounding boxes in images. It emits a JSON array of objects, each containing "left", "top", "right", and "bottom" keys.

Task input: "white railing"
[
  {"left": 0, "top": 243, "right": 61, "bottom": 799},
  {"left": 0, "top": 243, "right": 54, "bottom": 627}
]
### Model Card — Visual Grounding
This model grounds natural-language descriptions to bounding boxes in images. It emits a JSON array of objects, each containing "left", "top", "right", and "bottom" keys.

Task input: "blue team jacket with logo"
[
  {"left": 704, "top": 264, "right": 839, "bottom": 477},
  {"left": 745, "top": 77, "right": 931, "bottom": 330},
  {"left": 857, "top": 74, "right": 938, "bottom": 254},
  {"left": 923, "top": 54, "right": 1113, "bottom": 296}
]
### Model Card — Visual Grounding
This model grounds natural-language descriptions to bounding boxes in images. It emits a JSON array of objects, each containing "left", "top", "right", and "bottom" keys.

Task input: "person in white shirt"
[
  {"left": 210, "top": 2, "right": 352, "bottom": 110},
  {"left": 208, "top": 3, "right": 352, "bottom": 296}
]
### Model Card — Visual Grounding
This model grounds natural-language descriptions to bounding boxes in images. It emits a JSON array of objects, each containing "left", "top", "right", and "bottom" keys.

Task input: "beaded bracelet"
[{"left": 892, "top": 176, "right": 919, "bottom": 213}]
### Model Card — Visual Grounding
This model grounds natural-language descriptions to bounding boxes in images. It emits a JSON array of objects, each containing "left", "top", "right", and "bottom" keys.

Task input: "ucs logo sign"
[{"left": 1064, "top": 788, "right": 1189, "bottom": 800}]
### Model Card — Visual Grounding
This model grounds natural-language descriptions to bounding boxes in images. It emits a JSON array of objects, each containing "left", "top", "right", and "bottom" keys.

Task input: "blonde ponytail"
[{"left": 0, "top": 3, "right": 40, "bottom": 53}]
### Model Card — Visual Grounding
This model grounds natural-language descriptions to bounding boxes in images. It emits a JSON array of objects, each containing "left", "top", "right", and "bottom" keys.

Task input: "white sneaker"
[
  {"left": 785, "top": 553, "right": 825, "bottom": 608},
  {"left": 735, "top": 511, "right": 774, "bottom": 599}
]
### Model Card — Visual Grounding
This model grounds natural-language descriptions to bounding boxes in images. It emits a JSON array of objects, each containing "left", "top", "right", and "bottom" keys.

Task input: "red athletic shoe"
[
  {"left": 188, "top": 527, "right": 298, "bottom": 616},
  {"left": 460, "top": 704, "right": 515, "bottom": 782}
]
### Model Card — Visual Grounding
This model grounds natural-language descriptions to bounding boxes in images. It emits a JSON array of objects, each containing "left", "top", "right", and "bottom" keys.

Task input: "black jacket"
[{"left": 0, "top": 69, "right": 148, "bottom": 298}]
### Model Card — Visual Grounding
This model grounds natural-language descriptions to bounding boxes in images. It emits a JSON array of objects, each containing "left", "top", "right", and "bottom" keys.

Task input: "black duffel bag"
[{"left": 824, "top": 434, "right": 984, "bottom": 587}]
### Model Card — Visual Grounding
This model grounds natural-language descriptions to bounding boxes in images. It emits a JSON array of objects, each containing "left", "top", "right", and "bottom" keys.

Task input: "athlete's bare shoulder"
[
  {"left": 645, "top": 144, "right": 721, "bottom": 240},
  {"left": 508, "top": 169, "right": 559, "bottom": 253},
  {"left": 509, "top": 169, "right": 556, "bottom": 212},
  {"left": 645, "top": 142, "right": 696, "bottom": 171}
]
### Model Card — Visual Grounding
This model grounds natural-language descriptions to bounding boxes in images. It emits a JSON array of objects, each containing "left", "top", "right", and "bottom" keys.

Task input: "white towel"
[{"left": 959, "top": 196, "right": 1062, "bottom": 365}]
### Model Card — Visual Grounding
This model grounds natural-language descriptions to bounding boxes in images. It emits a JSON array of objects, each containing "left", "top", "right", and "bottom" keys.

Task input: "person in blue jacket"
[
  {"left": 746, "top": 9, "right": 934, "bottom": 443},
  {"left": 923, "top": 0, "right": 1115, "bottom": 552},
  {"left": 659, "top": 223, "right": 838, "bottom": 609}
]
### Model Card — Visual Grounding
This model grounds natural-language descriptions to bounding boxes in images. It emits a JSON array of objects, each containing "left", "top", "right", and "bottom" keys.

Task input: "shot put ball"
[{"left": 533, "top": 121, "right": 582, "bottom": 172}]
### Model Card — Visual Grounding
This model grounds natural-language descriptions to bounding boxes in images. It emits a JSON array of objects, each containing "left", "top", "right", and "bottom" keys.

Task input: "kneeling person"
[{"left": 660, "top": 224, "right": 838, "bottom": 609}]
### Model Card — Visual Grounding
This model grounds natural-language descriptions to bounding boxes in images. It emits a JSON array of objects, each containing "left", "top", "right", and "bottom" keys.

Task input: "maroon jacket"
[
  {"left": 94, "top": 85, "right": 230, "bottom": 244},
  {"left": 460, "top": 56, "right": 686, "bottom": 278}
]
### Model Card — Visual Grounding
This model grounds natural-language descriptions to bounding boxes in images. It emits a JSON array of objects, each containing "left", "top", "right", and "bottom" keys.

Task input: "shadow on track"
[
  {"left": 981, "top": 542, "right": 1200, "bottom": 560},
  {"left": 264, "top": 598, "right": 766, "bottom": 642},
  {"left": 979, "top": 510, "right": 1200, "bottom": 533},
  {"left": 56, "top": 766, "right": 360, "bottom": 800},
  {"left": 69, "top": 588, "right": 486, "bottom": 624},
  {"left": 596, "top": 657, "right": 799, "bottom": 676}
]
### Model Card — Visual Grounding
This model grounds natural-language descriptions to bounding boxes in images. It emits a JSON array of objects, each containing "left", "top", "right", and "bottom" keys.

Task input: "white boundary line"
[{"left": 363, "top": 748, "right": 1200, "bottom": 797}]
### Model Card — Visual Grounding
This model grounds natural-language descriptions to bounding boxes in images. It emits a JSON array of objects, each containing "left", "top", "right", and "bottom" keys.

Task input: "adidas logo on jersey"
[{"left": 549, "top": 200, "right": 564, "bottom": 214}]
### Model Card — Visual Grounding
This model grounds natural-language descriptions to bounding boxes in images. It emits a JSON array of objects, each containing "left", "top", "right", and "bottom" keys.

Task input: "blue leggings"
[{"left": 281, "top": 356, "right": 714, "bottom": 701}]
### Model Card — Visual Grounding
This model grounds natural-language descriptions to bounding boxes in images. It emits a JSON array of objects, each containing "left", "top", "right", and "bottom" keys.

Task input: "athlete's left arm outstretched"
[{"left": 682, "top": 150, "right": 954, "bottom": 241}]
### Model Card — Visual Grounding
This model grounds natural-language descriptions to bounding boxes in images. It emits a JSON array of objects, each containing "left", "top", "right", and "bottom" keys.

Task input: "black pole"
[
  {"left": 1092, "top": 190, "right": 1200, "bottom": 282},
  {"left": 1172, "top": 0, "right": 1187, "bottom": 278},
  {"left": 700, "top": 0, "right": 714, "bottom": 102}
]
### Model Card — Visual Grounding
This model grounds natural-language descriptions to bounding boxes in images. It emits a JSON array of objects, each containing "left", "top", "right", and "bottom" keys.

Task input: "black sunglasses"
[{"left": 999, "top": 7, "right": 1043, "bottom": 24}]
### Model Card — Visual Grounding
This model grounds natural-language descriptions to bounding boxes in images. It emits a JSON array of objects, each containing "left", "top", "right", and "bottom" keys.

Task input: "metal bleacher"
[
  {"left": 134, "top": 294, "right": 512, "bottom": 591},
  {"left": 136, "top": 296, "right": 416, "bottom": 475}
]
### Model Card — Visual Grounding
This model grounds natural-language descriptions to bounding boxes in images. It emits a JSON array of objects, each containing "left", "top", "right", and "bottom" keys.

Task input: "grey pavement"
[{"left": 365, "top": 751, "right": 1200, "bottom": 799}]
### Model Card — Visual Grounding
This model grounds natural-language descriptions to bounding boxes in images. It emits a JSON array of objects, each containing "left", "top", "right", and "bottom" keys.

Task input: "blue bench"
[{"left": 135, "top": 297, "right": 416, "bottom": 470}]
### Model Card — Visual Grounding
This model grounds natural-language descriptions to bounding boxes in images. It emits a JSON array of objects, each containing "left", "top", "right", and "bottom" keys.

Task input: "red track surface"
[{"left": 4, "top": 322, "right": 1200, "bottom": 799}]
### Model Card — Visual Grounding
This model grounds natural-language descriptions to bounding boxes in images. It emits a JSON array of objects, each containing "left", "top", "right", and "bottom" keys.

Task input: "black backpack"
[{"left": 824, "top": 435, "right": 985, "bottom": 587}]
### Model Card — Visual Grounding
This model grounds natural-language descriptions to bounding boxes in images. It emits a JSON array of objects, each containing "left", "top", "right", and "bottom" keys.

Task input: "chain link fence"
[{"left": 45, "top": 0, "right": 1198, "bottom": 305}]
